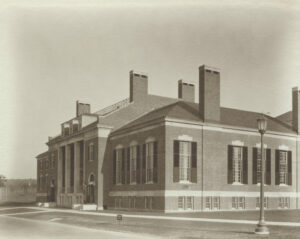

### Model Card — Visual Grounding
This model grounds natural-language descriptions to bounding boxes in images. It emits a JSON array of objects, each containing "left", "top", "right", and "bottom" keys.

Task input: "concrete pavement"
[{"left": 0, "top": 213, "right": 161, "bottom": 239}]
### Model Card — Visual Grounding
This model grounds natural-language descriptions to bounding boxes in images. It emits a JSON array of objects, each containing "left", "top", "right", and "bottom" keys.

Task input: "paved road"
[{"left": 0, "top": 214, "right": 159, "bottom": 239}]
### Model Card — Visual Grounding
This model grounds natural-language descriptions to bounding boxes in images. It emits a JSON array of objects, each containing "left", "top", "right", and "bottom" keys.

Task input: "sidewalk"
[{"left": 28, "top": 206, "right": 300, "bottom": 227}]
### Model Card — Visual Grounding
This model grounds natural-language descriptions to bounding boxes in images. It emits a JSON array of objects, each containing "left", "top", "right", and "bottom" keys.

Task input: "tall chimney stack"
[
  {"left": 178, "top": 80, "right": 195, "bottom": 102},
  {"left": 292, "top": 87, "right": 300, "bottom": 134},
  {"left": 199, "top": 65, "right": 220, "bottom": 122},
  {"left": 129, "top": 71, "right": 148, "bottom": 102}
]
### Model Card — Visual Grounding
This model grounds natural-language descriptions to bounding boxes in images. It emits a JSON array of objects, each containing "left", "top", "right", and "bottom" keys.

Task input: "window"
[
  {"left": 89, "top": 143, "right": 94, "bottom": 161},
  {"left": 178, "top": 196, "right": 184, "bottom": 210},
  {"left": 279, "top": 151, "right": 288, "bottom": 184},
  {"left": 228, "top": 145, "right": 248, "bottom": 184},
  {"left": 205, "top": 197, "right": 220, "bottom": 210},
  {"left": 115, "top": 197, "right": 122, "bottom": 209},
  {"left": 173, "top": 140, "right": 197, "bottom": 183},
  {"left": 253, "top": 148, "right": 271, "bottom": 185},
  {"left": 213, "top": 197, "right": 220, "bottom": 210},
  {"left": 146, "top": 142, "right": 154, "bottom": 183},
  {"left": 130, "top": 145, "right": 137, "bottom": 184},
  {"left": 72, "top": 123, "right": 79, "bottom": 133},
  {"left": 64, "top": 127, "right": 70, "bottom": 136},
  {"left": 276, "top": 150, "right": 292, "bottom": 185},
  {"left": 186, "top": 197, "right": 193, "bottom": 210},
  {"left": 179, "top": 141, "right": 191, "bottom": 182},
  {"left": 233, "top": 147, "right": 242, "bottom": 183},
  {"left": 129, "top": 197, "right": 136, "bottom": 209},
  {"left": 279, "top": 197, "right": 290, "bottom": 209},
  {"left": 178, "top": 196, "right": 194, "bottom": 211},
  {"left": 145, "top": 197, "right": 153, "bottom": 210},
  {"left": 256, "top": 197, "right": 268, "bottom": 209},
  {"left": 115, "top": 148, "right": 123, "bottom": 185},
  {"left": 232, "top": 197, "right": 245, "bottom": 209}
]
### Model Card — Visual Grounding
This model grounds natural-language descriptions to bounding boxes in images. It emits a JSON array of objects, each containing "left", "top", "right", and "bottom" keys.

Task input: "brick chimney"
[
  {"left": 178, "top": 80, "right": 195, "bottom": 102},
  {"left": 199, "top": 65, "right": 220, "bottom": 122},
  {"left": 129, "top": 71, "right": 148, "bottom": 102},
  {"left": 76, "top": 101, "right": 90, "bottom": 117},
  {"left": 292, "top": 87, "right": 300, "bottom": 134}
]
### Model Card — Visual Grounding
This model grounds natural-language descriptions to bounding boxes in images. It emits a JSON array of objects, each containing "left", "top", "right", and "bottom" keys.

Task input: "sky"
[{"left": 0, "top": 0, "right": 300, "bottom": 179}]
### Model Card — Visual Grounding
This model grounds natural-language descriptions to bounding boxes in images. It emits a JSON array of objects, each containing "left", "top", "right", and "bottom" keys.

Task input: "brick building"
[{"left": 36, "top": 65, "right": 300, "bottom": 212}]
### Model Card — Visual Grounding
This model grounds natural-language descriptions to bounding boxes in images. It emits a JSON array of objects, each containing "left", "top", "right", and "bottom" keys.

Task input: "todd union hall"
[{"left": 36, "top": 65, "right": 300, "bottom": 212}]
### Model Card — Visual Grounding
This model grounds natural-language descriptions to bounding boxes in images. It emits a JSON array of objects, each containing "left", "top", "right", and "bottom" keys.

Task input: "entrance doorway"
[{"left": 86, "top": 174, "right": 95, "bottom": 204}]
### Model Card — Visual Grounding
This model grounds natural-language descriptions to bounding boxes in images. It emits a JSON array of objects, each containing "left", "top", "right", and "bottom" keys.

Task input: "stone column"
[
  {"left": 57, "top": 147, "right": 62, "bottom": 204},
  {"left": 65, "top": 144, "right": 70, "bottom": 194},
  {"left": 74, "top": 141, "right": 80, "bottom": 194}
]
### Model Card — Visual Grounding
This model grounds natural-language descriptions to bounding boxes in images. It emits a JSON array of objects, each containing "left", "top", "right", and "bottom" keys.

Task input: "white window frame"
[
  {"left": 130, "top": 145, "right": 137, "bottom": 185},
  {"left": 179, "top": 141, "right": 192, "bottom": 183},
  {"left": 232, "top": 146, "right": 243, "bottom": 184},
  {"left": 115, "top": 148, "right": 123, "bottom": 185},
  {"left": 279, "top": 150, "right": 288, "bottom": 185},
  {"left": 178, "top": 196, "right": 194, "bottom": 211},
  {"left": 146, "top": 142, "right": 154, "bottom": 184},
  {"left": 256, "top": 148, "right": 267, "bottom": 184},
  {"left": 89, "top": 143, "right": 94, "bottom": 161}
]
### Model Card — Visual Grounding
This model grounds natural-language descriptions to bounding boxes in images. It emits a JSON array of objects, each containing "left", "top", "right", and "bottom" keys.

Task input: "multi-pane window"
[
  {"left": 186, "top": 197, "right": 193, "bottom": 210},
  {"left": 256, "top": 149, "right": 266, "bottom": 183},
  {"left": 213, "top": 197, "right": 220, "bottom": 210},
  {"left": 146, "top": 142, "right": 154, "bottom": 183},
  {"left": 179, "top": 142, "right": 191, "bottom": 182},
  {"left": 279, "top": 197, "right": 290, "bottom": 209},
  {"left": 89, "top": 144, "right": 94, "bottom": 161},
  {"left": 279, "top": 151, "right": 288, "bottom": 184},
  {"left": 116, "top": 149, "right": 123, "bottom": 185},
  {"left": 276, "top": 150, "right": 292, "bottom": 185},
  {"left": 145, "top": 197, "right": 153, "bottom": 210},
  {"left": 205, "top": 197, "right": 220, "bottom": 210},
  {"left": 205, "top": 197, "right": 211, "bottom": 210},
  {"left": 233, "top": 147, "right": 243, "bottom": 183},
  {"left": 178, "top": 196, "right": 194, "bottom": 210},
  {"left": 130, "top": 146, "right": 137, "bottom": 184},
  {"left": 232, "top": 197, "right": 245, "bottom": 209},
  {"left": 129, "top": 197, "right": 136, "bottom": 209},
  {"left": 256, "top": 197, "right": 268, "bottom": 209},
  {"left": 72, "top": 123, "right": 79, "bottom": 133}
]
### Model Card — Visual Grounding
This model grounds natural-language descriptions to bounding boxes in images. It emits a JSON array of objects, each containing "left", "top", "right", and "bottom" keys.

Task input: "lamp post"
[{"left": 255, "top": 117, "right": 269, "bottom": 235}]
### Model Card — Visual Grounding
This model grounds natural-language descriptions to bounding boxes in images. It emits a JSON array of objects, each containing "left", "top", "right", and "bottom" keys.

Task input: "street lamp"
[{"left": 255, "top": 117, "right": 269, "bottom": 235}]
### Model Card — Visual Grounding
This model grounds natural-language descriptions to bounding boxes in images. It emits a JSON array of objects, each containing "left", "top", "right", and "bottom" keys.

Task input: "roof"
[
  {"left": 36, "top": 151, "right": 48, "bottom": 159},
  {"left": 276, "top": 111, "right": 292, "bottom": 127},
  {"left": 98, "top": 94, "right": 178, "bottom": 131},
  {"left": 115, "top": 101, "right": 295, "bottom": 135}
]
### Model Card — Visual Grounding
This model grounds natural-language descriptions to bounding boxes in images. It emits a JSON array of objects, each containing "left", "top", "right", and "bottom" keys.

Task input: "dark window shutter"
[
  {"left": 142, "top": 144, "right": 146, "bottom": 169},
  {"left": 113, "top": 150, "right": 116, "bottom": 185},
  {"left": 153, "top": 142, "right": 158, "bottom": 168},
  {"left": 191, "top": 142, "right": 197, "bottom": 168},
  {"left": 253, "top": 148, "right": 257, "bottom": 184},
  {"left": 228, "top": 145, "right": 233, "bottom": 184},
  {"left": 127, "top": 147, "right": 130, "bottom": 184},
  {"left": 136, "top": 145, "right": 140, "bottom": 184},
  {"left": 288, "top": 151, "right": 292, "bottom": 185},
  {"left": 174, "top": 140, "right": 179, "bottom": 167},
  {"left": 275, "top": 150, "right": 280, "bottom": 185},
  {"left": 142, "top": 144, "right": 146, "bottom": 183},
  {"left": 153, "top": 142, "right": 158, "bottom": 183},
  {"left": 122, "top": 148, "right": 125, "bottom": 184},
  {"left": 173, "top": 140, "right": 179, "bottom": 183},
  {"left": 242, "top": 147, "right": 248, "bottom": 184},
  {"left": 266, "top": 149, "right": 271, "bottom": 185}
]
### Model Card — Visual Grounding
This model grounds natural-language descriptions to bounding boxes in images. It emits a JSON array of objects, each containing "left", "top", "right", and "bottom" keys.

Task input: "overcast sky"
[{"left": 0, "top": 0, "right": 300, "bottom": 179}]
